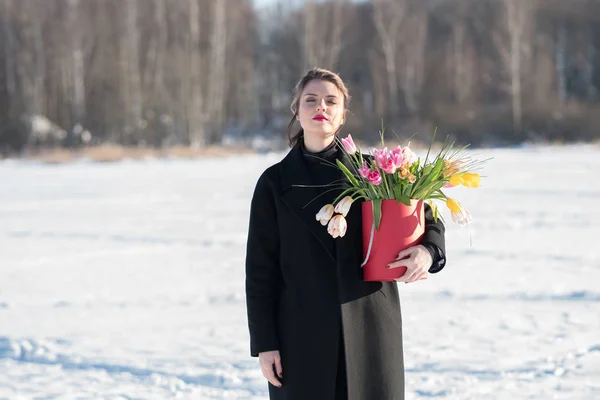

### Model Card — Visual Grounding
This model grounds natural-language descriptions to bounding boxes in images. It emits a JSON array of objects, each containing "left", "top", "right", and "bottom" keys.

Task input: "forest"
[{"left": 1, "top": 0, "right": 599, "bottom": 154}]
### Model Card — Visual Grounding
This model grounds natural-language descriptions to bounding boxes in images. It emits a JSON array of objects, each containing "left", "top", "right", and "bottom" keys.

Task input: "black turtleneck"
[{"left": 300, "top": 139, "right": 343, "bottom": 206}]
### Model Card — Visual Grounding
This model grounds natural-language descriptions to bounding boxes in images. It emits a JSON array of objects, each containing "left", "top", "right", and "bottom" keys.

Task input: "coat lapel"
[
  {"left": 334, "top": 151, "right": 365, "bottom": 274},
  {"left": 279, "top": 143, "right": 337, "bottom": 261}
]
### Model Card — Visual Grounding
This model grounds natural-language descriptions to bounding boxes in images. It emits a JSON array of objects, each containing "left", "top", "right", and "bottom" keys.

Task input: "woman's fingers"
[
  {"left": 404, "top": 269, "right": 420, "bottom": 283},
  {"left": 392, "top": 245, "right": 432, "bottom": 283},
  {"left": 393, "top": 265, "right": 429, "bottom": 283},
  {"left": 261, "top": 363, "right": 282, "bottom": 387},
  {"left": 259, "top": 351, "right": 282, "bottom": 388},
  {"left": 274, "top": 353, "right": 283, "bottom": 378},
  {"left": 387, "top": 258, "right": 414, "bottom": 269},
  {"left": 395, "top": 247, "right": 414, "bottom": 261}
]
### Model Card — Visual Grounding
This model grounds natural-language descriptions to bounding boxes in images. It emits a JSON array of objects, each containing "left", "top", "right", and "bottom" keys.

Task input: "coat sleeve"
[
  {"left": 422, "top": 203, "right": 447, "bottom": 273},
  {"left": 245, "top": 171, "right": 282, "bottom": 357}
]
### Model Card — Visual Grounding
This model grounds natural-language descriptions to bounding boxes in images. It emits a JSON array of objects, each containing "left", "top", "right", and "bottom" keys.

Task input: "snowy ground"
[{"left": 0, "top": 145, "right": 599, "bottom": 399}]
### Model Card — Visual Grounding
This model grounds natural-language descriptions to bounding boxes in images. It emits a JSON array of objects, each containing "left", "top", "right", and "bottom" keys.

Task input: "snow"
[{"left": 0, "top": 145, "right": 599, "bottom": 399}]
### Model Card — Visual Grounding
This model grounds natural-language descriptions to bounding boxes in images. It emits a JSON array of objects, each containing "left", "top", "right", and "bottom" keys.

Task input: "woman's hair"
[{"left": 287, "top": 68, "right": 351, "bottom": 148}]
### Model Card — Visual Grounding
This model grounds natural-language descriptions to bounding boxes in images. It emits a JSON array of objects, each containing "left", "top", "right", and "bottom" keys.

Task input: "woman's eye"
[{"left": 327, "top": 101, "right": 337, "bottom": 105}]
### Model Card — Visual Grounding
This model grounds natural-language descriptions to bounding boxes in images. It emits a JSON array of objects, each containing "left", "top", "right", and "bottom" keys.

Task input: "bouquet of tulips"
[{"left": 315, "top": 131, "right": 487, "bottom": 238}]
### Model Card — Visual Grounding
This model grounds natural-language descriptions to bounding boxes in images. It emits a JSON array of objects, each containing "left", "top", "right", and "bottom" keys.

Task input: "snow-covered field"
[{"left": 0, "top": 145, "right": 599, "bottom": 399}]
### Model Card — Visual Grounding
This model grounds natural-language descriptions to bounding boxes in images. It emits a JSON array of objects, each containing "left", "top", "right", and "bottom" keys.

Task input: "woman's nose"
[{"left": 316, "top": 99, "right": 326, "bottom": 111}]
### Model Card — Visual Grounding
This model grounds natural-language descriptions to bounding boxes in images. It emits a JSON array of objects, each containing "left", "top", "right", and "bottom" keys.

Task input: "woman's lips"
[{"left": 313, "top": 116, "right": 328, "bottom": 121}]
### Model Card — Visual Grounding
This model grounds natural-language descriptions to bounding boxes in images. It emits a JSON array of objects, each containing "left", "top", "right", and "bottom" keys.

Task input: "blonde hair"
[{"left": 287, "top": 68, "right": 351, "bottom": 147}]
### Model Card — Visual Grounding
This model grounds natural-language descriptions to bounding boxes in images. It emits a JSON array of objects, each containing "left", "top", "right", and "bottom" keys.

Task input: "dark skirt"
[{"left": 335, "top": 330, "right": 348, "bottom": 400}]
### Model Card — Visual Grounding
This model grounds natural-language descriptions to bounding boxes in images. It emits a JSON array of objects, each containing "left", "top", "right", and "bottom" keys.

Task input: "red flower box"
[{"left": 361, "top": 199, "right": 425, "bottom": 281}]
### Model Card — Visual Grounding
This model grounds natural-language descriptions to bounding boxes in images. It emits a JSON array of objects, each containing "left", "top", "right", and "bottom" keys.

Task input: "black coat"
[{"left": 245, "top": 143, "right": 446, "bottom": 400}]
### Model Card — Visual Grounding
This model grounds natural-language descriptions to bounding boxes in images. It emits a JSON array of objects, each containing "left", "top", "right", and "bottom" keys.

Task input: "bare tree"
[
  {"left": 121, "top": 0, "right": 143, "bottom": 133},
  {"left": 31, "top": 1, "right": 46, "bottom": 116},
  {"left": 207, "top": 0, "right": 227, "bottom": 143},
  {"left": 493, "top": 0, "right": 535, "bottom": 132},
  {"left": 303, "top": 0, "right": 346, "bottom": 70},
  {"left": 372, "top": 0, "right": 407, "bottom": 117},
  {"left": 188, "top": 0, "right": 205, "bottom": 146},
  {"left": 2, "top": 0, "right": 17, "bottom": 108},
  {"left": 66, "top": 0, "right": 86, "bottom": 131},
  {"left": 399, "top": 4, "right": 428, "bottom": 114},
  {"left": 447, "top": 0, "right": 477, "bottom": 105}
]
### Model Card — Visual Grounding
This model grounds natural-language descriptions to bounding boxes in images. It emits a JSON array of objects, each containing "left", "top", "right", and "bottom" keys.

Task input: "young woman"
[{"left": 245, "top": 68, "right": 446, "bottom": 400}]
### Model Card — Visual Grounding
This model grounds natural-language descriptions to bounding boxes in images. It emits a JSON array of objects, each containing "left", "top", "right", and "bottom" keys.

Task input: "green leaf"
[
  {"left": 336, "top": 159, "right": 361, "bottom": 188},
  {"left": 373, "top": 198, "right": 382, "bottom": 230},
  {"left": 394, "top": 184, "right": 411, "bottom": 205},
  {"left": 398, "top": 196, "right": 411, "bottom": 206}
]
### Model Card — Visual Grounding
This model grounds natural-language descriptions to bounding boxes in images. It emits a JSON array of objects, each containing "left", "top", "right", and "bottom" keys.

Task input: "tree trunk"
[
  {"left": 495, "top": 0, "right": 533, "bottom": 134},
  {"left": 507, "top": 0, "right": 523, "bottom": 132},
  {"left": 373, "top": 0, "right": 406, "bottom": 118},
  {"left": 188, "top": 0, "right": 205, "bottom": 147},
  {"left": 67, "top": 0, "right": 85, "bottom": 136},
  {"left": 584, "top": 24, "right": 595, "bottom": 100},
  {"left": 123, "top": 0, "right": 142, "bottom": 131},
  {"left": 555, "top": 18, "right": 568, "bottom": 103},
  {"left": 32, "top": 2, "right": 46, "bottom": 116},
  {"left": 402, "top": 7, "right": 428, "bottom": 114},
  {"left": 326, "top": 0, "right": 344, "bottom": 69},
  {"left": 208, "top": 0, "right": 227, "bottom": 144},
  {"left": 303, "top": 0, "right": 317, "bottom": 69},
  {"left": 2, "top": 0, "right": 16, "bottom": 99}
]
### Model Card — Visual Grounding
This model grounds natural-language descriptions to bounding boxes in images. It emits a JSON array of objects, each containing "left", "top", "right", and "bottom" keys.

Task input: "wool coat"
[{"left": 245, "top": 142, "right": 446, "bottom": 400}]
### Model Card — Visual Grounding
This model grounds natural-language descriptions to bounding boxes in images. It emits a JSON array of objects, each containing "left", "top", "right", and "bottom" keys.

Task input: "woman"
[{"left": 245, "top": 68, "right": 446, "bottom": 400}]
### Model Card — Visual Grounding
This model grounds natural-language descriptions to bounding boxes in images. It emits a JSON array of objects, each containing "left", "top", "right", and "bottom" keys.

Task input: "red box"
[{"left": 361, "top": 199, "right": 425, "bottom": 281}]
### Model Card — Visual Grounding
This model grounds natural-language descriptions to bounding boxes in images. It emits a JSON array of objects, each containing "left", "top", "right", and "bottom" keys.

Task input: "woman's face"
[{"left": 297, "top": 79, "right": 346, "bottom": 140}]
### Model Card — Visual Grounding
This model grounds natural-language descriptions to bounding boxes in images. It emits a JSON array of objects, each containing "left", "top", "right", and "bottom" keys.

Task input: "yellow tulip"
[
  {"left": 445, "top": 198, "right": 472, "bottom": 226},
  {"left": 448, "top": 174, "right": 464, "bottom": 187},
  {"left": 445, "top": 198, "right": 461, "bottom": 213},
  {"left": 461, "top": 173, "right": 480, "bottom": 188}
]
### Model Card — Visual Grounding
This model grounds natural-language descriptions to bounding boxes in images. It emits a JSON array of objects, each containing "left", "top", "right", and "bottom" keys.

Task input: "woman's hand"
[
  {"left": 259, "top": 350, "right": 283, "bottom": 388},
  {"left": 387, "top": 245, "right": 432, "bottom": 284}
]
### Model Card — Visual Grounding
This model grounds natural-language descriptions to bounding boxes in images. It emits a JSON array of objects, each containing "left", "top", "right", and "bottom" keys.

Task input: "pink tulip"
[
  {"left": 390, "top": 146, "right": 404, "bottom": 166},
  {"left": 381, "top": 158, "right": 397, "bottom": 174},
  {"left": 373, "top": 148, "right": 388, "bottom": 167},
  {"left": 359, "top": 161, "right": 370, "bottom": 178},
  {"left": 367, "top": 170, "right": 382, "bottom": 185},
  {"left": 341, "top": 135, "right": 357, "bottom": 154},
  {"left": 327, "top": 214, "right": 348, "bottom": 238}
]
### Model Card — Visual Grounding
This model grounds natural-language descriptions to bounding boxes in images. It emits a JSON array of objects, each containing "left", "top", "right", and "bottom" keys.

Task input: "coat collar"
[{"left": 279, "top": 142, "right": 358, "bottom": 263}]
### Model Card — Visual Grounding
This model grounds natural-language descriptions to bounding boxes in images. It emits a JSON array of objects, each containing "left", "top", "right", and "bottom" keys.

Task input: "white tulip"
[
  {"left": 316, "top": 204, "right": 334, "bottom": 226},
  {"left": 334, "top": 196, "right": 353, "bottom": 217}
]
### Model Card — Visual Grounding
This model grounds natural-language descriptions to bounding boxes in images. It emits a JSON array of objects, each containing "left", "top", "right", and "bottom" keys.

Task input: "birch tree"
[
  {"left": 399, "top": 5, "right": 428, "bottom": 114},
  {"left": 2, "top": 0, "right": 17, "bottom": 114},
  {"left": 188, "top": 0, "right": 205, "bottom": 146},
  {"left": 121, "top": 0, "right": 143, "bottom": 133},
  {"left": 372, "top": 0, "right": 407, "bottom": 117},
  {"left": 207, "top": 0, "right": 227, "bottom": 144},
  {"left": 493, "top": 0, "right": 535, "bottom": 132},
  {"left": 447, "top": 0, "right": 477, "bottom": 104},
  {"left": 66, "top": 0, "right": 85, "bottom": 131},
  {"left": 303, "top": 0, "right": 346, "bottom": 70}
]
